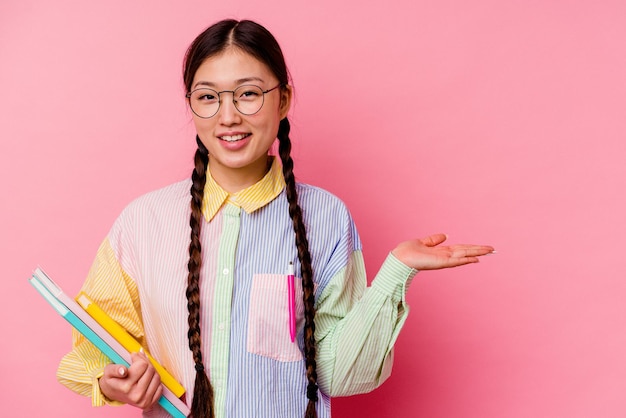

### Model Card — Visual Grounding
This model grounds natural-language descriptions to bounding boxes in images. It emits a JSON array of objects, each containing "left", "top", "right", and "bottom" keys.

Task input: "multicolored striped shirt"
[{"left": 57, "top": 157, "right": 417, "bottom": 418}]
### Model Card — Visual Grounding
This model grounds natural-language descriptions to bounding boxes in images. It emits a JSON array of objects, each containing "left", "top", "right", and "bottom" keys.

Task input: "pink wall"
[{"left": 2, "top": 1, "right": 626, "bottom": 417}]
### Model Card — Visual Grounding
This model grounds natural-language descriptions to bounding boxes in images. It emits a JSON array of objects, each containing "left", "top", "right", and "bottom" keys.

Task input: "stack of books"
[{"left": 29, "top": 268, "right": 190, "bottom": 418}]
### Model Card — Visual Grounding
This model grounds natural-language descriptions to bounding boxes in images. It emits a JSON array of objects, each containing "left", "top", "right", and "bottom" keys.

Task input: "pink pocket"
[{"left": 247, "top": 274, "right": 305, "bottom": 362}]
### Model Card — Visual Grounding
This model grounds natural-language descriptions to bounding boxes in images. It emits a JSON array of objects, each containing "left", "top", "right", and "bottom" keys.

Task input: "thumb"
[
  {"left": 421, "top": 233, "right": 448, "bottom": 247},
  {"left": 103, "top": 363, "right": 128, "bottom": 379}
]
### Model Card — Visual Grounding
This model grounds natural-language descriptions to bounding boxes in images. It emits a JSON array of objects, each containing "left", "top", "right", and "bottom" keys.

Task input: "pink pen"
[{"left": 288, "top": 261, "right": 296, "bottom": 343}]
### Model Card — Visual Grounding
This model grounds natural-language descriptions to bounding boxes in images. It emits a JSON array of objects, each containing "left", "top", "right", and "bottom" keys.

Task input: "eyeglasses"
[{"left": 185, "top": 84, "right": 282, "bottom": 118}]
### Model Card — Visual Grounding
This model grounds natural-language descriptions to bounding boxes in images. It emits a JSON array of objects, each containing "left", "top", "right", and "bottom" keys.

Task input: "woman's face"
[{"left": 190, "top": 47, "right": 291, "bottom": 192}]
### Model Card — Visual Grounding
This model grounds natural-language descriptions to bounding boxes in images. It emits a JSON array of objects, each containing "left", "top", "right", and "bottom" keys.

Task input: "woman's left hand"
[{"left": 391, "top": 233, "right": 494, "bottom": 270}]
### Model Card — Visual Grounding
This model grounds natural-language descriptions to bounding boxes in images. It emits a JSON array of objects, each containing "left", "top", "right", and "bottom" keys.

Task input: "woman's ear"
[{"left": 278, "top": 85, "right": 293, "bottom": 119}]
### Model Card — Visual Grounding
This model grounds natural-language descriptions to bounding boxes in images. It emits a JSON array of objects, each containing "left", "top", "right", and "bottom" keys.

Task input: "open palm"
[{"left": 391, "top": 233, "right": 494, "bottom": 270}]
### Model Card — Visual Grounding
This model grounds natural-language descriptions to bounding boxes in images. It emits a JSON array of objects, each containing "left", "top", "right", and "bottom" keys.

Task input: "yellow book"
[{"left": 76, "top": 291, "right": 185, "bottom": 398}]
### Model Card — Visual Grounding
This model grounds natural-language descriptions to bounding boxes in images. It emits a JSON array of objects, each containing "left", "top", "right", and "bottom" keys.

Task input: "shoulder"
[
  {"left": 113, "top": 179, "right": 191, "bottom": 230},
  {"left": 293, "top": 183, "right": 363, "bottom": 272},
  {"left": 105, "top": 179, "right": 191, "bottom": 273},
  {"left": 294, "top": 182, "right": 357, "bottom": 235},
  {"left": 131, "top": 179, "right": 191, "bottom": 205},
  {"left": 128, "top": 179, "right": 190, "bottom": 209},
  {"left": 296, "top": 183, "right": 350, "bottom": 215}
]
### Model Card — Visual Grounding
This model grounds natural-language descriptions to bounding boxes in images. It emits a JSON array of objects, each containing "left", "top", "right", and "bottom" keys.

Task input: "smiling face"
[{"left": 190, "top": 47, "right": 292, "bottom": 192}]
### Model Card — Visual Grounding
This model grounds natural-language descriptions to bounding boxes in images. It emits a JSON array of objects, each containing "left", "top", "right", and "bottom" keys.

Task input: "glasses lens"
[
  {"left": 189, "top": 88, "right": 220, "bottom": 118},
  {"left": 233, "top": 85, "right": 264, "bottom": 115}
]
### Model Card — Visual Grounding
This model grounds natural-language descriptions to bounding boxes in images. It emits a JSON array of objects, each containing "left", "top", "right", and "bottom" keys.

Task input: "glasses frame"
[{"left": 185, "top": 83, "right": 282, "bottom": 119}]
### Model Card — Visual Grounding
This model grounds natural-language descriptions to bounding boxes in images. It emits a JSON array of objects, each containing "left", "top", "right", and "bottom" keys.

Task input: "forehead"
[{"left": 192, "top": 47, "right": 275, "bottom": 88}]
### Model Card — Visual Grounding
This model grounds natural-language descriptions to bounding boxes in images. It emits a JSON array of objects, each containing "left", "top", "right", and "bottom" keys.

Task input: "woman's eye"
[
  {"left": 199, "top": 94, "right": 216, "bottom": 101},
  {"left": 239, "top": 90, "right": 260, "bottom": 99}
]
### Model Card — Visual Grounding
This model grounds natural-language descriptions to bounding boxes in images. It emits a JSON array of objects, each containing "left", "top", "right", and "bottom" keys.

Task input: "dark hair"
[{"left": 182, "top": 20, "right": 318, "bottom": 418}]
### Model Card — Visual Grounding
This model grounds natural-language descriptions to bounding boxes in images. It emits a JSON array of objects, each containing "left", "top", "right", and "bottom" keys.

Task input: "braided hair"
[
  {"left": 182, "top": 19, "right": 319, "bottom": 418},
  {"left": 277, "top": 118, "right": 318, "bottom": 417},
  {"left": 186, "top": 136, "right": 213, "bottom": 418}
]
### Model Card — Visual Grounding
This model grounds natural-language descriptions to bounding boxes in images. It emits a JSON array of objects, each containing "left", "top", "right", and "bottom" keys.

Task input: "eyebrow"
[{"left": 192, "top": 77, "right": 265, "bottom": 90}]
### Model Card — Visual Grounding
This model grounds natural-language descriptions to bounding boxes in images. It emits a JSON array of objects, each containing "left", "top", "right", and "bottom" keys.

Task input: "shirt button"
[
  {"left": 223, "top": 268, "right": 229, "bottom": 275},
  {"left": 228, "top": 218, "right": 235, "bottom": 225},
  {"left": 218, "top": 323, "right": 225, "bottom": 330}
]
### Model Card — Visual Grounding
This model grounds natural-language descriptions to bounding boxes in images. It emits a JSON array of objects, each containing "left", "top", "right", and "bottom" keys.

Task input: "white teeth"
[{"left": 221, "top": 134, "right": 248, "bottom": 142}]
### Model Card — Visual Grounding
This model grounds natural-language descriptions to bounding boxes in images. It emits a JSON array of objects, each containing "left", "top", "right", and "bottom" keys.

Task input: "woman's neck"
[{"left": 208, "top": 156, "right": 272, "bottom": 194}]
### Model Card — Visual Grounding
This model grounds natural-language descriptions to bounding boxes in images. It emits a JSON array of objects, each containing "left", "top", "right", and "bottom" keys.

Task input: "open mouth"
[{"left": 219, "top": 133, "right": 251, "bottom": 142}]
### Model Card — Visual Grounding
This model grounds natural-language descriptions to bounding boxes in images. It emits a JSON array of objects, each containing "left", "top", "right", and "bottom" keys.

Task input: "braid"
[
  {"left": 277, "top": 118, "right": 319, "bottom": 418},
  {"left": 186, "top": 136, "right": 214, "bottom": 418}
]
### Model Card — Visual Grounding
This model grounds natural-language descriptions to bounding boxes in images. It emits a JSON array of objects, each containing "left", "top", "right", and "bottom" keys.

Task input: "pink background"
[{"left": 2, "top": 1, "right": 626, "bottom": 417}]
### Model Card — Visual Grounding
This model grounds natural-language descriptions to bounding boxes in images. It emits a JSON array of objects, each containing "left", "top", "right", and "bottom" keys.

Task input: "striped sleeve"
[
  {"left": 56, "top": 237, "right": 144, "bottom": 406},
  {"left": 315, "top": 251, "right": 417, "bottom": 397}
]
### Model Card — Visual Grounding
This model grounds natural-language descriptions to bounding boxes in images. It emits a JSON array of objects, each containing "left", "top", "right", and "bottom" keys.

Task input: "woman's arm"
[
  {"left": 315, "top": 233, "right": 493, "bottom": 397},
  {"left": 56, "top": 237, "right": 159, "bottom": 409}
]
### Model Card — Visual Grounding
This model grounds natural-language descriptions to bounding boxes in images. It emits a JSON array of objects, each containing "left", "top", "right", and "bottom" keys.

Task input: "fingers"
[
  {"left": 127, "top": 351, "right": 162, "bottom": 409},
  {"left": 420, "top": 233, "right": 448, "bottom": 247},
  {"left": 149, "top": 377, "right": 164, "bottom": 407},
  {"left": 449, "top": 245, "right": 495, "bottom": 258},
  {"left": 392, "top": 234, "right": 494, "bottom": 270},
  {"left": 447, "top": 256, "right": 480, "bottom": 267},
  {"left": 99, "top": 352, "right": 162, "bottom": 410},
  {"left": 444, "top": 244, "right": 495, "bottom": 267},
  {"left": 99, "top": 363, "right": 131, "bottom": 404},
  {"left": 103, "top": 363, "right": 128, "bottom": 380}
]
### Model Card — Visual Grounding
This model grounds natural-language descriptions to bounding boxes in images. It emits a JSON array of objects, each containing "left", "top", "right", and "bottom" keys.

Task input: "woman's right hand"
[{"left": 98, "top": 350, "right": 163, "bottom": 410}]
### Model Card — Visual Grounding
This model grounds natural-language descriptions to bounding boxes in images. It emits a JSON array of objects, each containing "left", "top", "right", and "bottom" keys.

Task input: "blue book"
[{"left": 29, "top": 271, "right": 189, "bottom": 418}]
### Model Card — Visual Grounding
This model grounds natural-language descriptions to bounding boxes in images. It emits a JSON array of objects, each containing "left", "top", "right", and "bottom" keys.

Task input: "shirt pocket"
[{"left": 247, "top": 273, "right": 305, "bottom": 362}]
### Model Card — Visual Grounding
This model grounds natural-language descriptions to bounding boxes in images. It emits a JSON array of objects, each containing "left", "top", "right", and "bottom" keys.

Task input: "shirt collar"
[{"left": 201, "top": 157, "right": 286, "bottom": 222}]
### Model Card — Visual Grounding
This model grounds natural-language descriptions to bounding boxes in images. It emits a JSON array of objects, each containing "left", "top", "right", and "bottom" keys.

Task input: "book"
[
  {"left": 29, "top": 268, "right": 190, "bottom": 418},
  {"left": 76, "top": 291, "right": 185, "bottom": 398}
]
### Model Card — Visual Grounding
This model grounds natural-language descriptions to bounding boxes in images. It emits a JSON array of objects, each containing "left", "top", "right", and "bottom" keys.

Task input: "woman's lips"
[
  {"left": 219, "top": 133, "right": 250, "bottom": 142},
  {"left": 217, "top": 133, "right": 252, "bottom": 150}
]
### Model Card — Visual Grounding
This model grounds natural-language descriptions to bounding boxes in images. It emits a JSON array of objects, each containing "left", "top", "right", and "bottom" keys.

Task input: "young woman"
[{"left": 57, "top": 19, "right": 494, "bottom": 418}]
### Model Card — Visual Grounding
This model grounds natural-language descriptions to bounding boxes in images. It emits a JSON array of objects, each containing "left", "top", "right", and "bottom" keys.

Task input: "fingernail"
[
  {"left": 118, "top": 367, "right": 126, "bottom": 377},
  {"left": 139, "top": 347, "right": 144, "bottom": 353},
  {"left": 486, "top": 250, "right": 497, "bottom": 255}
]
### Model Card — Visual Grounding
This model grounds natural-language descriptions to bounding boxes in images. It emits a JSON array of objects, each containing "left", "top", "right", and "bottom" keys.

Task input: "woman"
[{"left": 58, "top": 19, "right": 494, "bottom": 418}]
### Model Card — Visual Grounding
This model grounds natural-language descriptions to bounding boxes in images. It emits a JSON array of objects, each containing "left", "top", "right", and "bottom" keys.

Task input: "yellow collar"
[{"left": 201, "top": 157, "right": 286, "bottom": 222}]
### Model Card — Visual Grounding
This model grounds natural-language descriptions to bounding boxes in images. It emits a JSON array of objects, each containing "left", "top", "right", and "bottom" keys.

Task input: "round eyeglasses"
[{"left": 185, "top": 84, "right": 282, "bottom": 118}]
